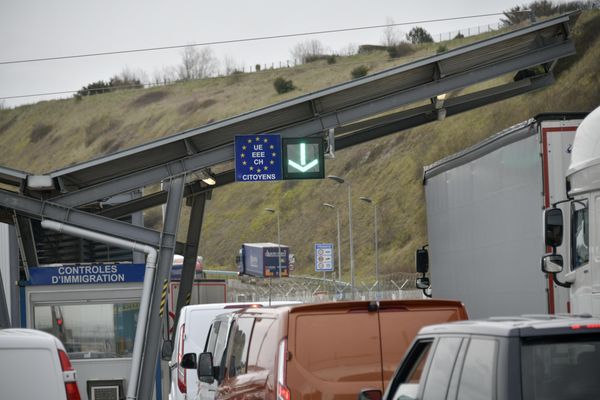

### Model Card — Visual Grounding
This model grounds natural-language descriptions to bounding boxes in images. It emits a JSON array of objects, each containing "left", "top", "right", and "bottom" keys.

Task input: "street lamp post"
[
  {"left": 322, "top": 203, "right": 342, "bottom": 282},
  {"left": 360, "top": 197, "right": 380, "bottom": 298},
  {"left": 327, "top": 175, "right": 355, "bottom": 299},
  {"left": 264, "top": 208, "right": 281, "bottom": 278}
]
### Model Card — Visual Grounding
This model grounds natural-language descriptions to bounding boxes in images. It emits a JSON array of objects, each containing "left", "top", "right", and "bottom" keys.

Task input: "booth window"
[{"left": 33, "top": 302, "right": 139, "bottom": 359}]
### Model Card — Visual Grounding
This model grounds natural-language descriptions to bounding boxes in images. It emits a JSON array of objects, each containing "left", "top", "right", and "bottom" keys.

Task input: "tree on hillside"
[
  {"left": 177, "top": 46, "right": 219, "bottom": 81},
  {"left": 381, "top": 17, "right": 401, "bottom": 47},
  {"left": 502, "top": 1, "right": 597, "bottom": 26},
  {"left": 406, "top": 27, "right": 434, "bottom": 44},
  {"left": 223, "top": 55, "right": 242, "bottom": 75},
  {"left": 290, "top": 39, "right": 325, "bottom": 63}
]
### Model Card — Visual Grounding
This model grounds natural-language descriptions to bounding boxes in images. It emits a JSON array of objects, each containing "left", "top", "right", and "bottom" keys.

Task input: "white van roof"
[{"left": 0, "top": 328, "right": 65, "bottom": 349}]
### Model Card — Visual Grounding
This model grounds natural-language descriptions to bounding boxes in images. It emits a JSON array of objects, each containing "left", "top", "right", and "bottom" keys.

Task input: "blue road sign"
[
  {"left": 315, "top": 243, "right": 334, "bottom": 272},
  {"left": 28, "top": 263, "right": 146, "bottom": 285},
  {"left": 235, "top": 134, "right": 282, "bottom": 182}
]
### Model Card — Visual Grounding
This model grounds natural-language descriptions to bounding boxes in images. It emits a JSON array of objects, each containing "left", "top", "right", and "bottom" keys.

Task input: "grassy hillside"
[{"left": 1, "top": 11, "right": 600, "bottom": 283}]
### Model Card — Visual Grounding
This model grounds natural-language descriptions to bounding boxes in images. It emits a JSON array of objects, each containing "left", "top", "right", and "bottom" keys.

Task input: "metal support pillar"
[
  {"left": 171, "top": 190, "right": 208, "bottom": 342},
  {"left": 131, "top": 189, "right": 146, "bottom": 264},
  {"left": 14, "top": 215, "right": 38, "bottom": 270},
  {"left": 136, "top": 175, "right": 185, "bottom": 400},
  {"left": 9, "top": 225, "right": 20, "bottom": 327},
  {"left": 0, "top": 271, "right": 10, "bottom": 328}
]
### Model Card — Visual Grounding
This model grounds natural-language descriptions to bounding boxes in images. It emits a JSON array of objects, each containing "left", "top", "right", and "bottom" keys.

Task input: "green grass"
[{"left": 1, "top": 11, "right": 600, "bottom": 282}]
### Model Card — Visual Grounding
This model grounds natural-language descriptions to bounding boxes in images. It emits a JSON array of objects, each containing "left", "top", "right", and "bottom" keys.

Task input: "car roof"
[{"left": 418, "top": 314, "right": 600, "bottom": 338}]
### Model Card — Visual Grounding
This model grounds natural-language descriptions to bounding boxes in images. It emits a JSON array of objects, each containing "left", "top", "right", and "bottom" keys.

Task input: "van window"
[
  {"left": 33, "top": 302, "right": 139, "bottom": 359},
  {"left": 457, "top": 338, "right": 497, "bottom": 400},
  {"left": 421, "top": 337, "right": 463, "bottom": 400},
  {"left": 247, "top": 317, "right": 276, "bottom": 369},
  {"left": 521, "top": 335, "right": 600, "bottom": 399},
  {"left": 228, "top": 317, "right": 254, "bottom": 377},
  {"left": 205, "top": 321, "right": 222, "bottom": 353}
]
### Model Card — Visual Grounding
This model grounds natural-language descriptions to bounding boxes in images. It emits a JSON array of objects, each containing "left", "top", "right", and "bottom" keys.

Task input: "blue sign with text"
[
  {"left": 28, "top": 263, "right": 146, "bottom": 285},
  {"left": 315, "top": 243, "right": 334, "bottom": 272},
  {"left": 235, "top": 134, "right": 282, "bottom": 182}
]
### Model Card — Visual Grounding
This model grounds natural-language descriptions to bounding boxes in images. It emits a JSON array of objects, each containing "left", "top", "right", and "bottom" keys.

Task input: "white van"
[
  {"left": 0, "top": 328, "right": 82, "bottom": 400},
  {"left": 168, "top": 301, "right": 299, "bottom": 400}
]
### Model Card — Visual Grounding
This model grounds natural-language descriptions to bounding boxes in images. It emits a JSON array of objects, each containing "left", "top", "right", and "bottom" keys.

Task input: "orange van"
[{"left": 190, "top": 299, "right": 467, "bottom": 400}]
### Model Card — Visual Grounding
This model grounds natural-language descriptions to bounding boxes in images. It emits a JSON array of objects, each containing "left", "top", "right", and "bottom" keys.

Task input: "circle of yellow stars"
[{"left": 239, "top": 136, "right": 277, "bottom": 173}]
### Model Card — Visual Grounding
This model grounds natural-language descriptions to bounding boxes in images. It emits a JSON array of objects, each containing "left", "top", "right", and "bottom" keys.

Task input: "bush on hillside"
[
  {"left": 387, "top": 42, "right": 415, "bottom": 58},
  {"left": 436, "top": 44, "right": 448, "bottom": 54},
  {"left": 454, "top": 32, "right": 465, "bottom": 40},
  {"left": 351, "top": 65, "right": 369, "bottom": 79},
  {"left": 358, "top": 44, "right": 387, "bottom": 54},
  {"left": 75, "top": 74, "right": 143, "bottom": 98},
  {"left": 273, "top": 77, "right": 295, "bottom": 94},
  {"left": 30, "top": 123, "right": 53, "bottom": 143}
]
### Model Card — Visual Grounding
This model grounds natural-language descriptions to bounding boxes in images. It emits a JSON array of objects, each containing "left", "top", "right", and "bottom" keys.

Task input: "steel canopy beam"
[
  {"left": 97, "top": 172, "right": 233, "bottom": 219},
  {"left": 47, "top": 41, "right": 574, "bottom": 209},
  {"left": 334, "top": 73, "right": 555, "bottom": 149},
  {"left": 0, "top": 188, "right": 184, "bottom": 253}
]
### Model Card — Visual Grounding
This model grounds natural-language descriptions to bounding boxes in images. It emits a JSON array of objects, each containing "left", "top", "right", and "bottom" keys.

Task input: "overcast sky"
[{"left": 1, "top": 0, "right": 542, "bottom": 108}]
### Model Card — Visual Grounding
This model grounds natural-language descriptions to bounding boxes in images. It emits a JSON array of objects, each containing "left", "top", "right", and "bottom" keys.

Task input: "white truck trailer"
[
  {"left": 542, "top": 105, "right": 600, "bottom": 317},
  {"left": 420, "top": 113, "right": 586, "bottom": 318}
]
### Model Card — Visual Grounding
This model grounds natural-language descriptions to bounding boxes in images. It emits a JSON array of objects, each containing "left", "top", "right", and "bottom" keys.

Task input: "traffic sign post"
[
  {"left": 235, "top": 134, "right": 282, "bottom": 182},
  {"left": 282, "top": 137, "right": 325, "bottom": 180},
  {"left": 315, "top": 243, "right": 334, "bottom": 272}
]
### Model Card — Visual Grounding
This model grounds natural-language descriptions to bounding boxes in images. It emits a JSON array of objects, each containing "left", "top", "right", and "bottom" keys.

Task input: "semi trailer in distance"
[{"left": 236, "top": 242, "right": 290, "bottom": 278}]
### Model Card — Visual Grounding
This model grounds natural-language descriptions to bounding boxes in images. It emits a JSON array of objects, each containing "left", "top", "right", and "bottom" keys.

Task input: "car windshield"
[{"left": 521, "top": 334, "right": 600, "bottom": 400}]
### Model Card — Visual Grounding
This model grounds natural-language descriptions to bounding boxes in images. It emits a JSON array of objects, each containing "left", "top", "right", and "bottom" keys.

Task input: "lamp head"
[{"left": 327, "top": 175, "right": 344, "bottom": 184}]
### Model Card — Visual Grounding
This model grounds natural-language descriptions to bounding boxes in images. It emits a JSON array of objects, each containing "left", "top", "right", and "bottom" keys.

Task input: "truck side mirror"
[
  {"left": 161, "top": 339, "right": 173, "bottom": 361},
  {"left": 416, "top": 248, "right": 429, "bottom": 273},
  {"left": 544, "top": 208, "right": 563, "bottom": 248},
  {"left": 416, "top": 276, "right": 430, "bottom": 290},
  {"left": 197, "top": 352, "right": 215, "bottom": 384},
  {"left": 542, "top": 254, "right": 564, "bottom": 274},
  {"left": 180, "top": 352, "right": 197, "bottom": 369}
]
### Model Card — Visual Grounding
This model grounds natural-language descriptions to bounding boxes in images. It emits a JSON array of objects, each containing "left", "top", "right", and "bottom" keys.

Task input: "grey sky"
[{"left": 1, "top": 0, "right": 535, "bottom": 107}]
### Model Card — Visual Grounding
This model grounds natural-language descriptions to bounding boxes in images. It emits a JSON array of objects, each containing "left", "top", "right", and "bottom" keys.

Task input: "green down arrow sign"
[{"left": 282, "top": 137, "right": 325, "bottom": 180}]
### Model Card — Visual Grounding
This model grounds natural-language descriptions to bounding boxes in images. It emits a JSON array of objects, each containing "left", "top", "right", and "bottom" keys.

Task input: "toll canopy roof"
[{"left": 12, "top": 12, "right": 578, "bottom": 198}]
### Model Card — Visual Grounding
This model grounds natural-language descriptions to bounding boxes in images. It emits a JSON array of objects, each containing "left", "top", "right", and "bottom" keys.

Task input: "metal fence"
[{"left": 224, "top": 273, "right": 425, "bottom": 303}]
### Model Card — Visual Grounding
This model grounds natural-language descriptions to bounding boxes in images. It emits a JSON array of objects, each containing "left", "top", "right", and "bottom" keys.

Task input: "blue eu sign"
[{"left": 235, "top": 134, "right": 282, "bottom": 182}]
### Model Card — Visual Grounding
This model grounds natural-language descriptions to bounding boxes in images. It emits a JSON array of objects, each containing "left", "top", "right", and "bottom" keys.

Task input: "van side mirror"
[
  {"left": 161, "top": 340, "right": 173, "bottom": 361},
  {"left": 542, "top": 254, "right": 564, "bottom": 274},
  {"left": 416, "top": 248, "right": 429, "bottom": 273},
  {"left": 544, "top": 208, "right": 563, "bottom": 248},
  {"left": 197, "top": 352, "right": 215, "bottom": 384},
  {"left": 180, "top": 353, "right": 197, "bottom": 369},
  {"left": 358, "top": 389, "right": 382, "bottom": 400}
]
